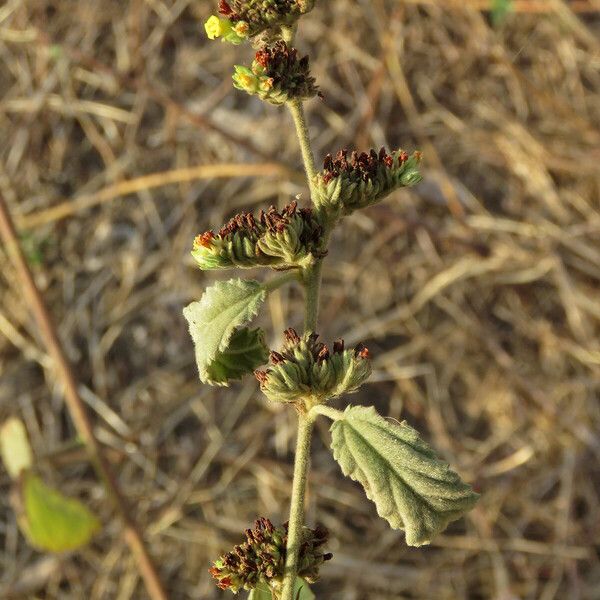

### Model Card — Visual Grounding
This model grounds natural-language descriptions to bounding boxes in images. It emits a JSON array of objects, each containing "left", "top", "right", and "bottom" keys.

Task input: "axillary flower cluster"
[{"left": 186, "top": 3, "right": 479, "bottom": 599}]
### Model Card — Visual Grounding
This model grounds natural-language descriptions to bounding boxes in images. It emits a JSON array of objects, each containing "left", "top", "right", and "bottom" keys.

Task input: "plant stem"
[
  {"left": 280, "top": 413, "right": 314, "bottom": 600},
  {"left": 263, "top": 270, "right": 301, "bottom": 293},
  {"left": 288, "top": 99, "right": 318, "bottom": 200},
  {"left": 281, "top": 96, "right": 324, "bottom": 600},
  {"left": 302, "top": 261, "right": 323, "bottom": 332}
]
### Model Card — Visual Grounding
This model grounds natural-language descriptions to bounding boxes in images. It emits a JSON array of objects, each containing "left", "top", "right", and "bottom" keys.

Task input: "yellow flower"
[{"left": 204, "top": 15, "right": 229, "bottom": 40}]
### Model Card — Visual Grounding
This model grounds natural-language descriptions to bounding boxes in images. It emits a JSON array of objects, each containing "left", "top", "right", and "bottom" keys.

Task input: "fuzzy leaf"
[
  {"left": 183, "top": 279, "right": 266, "bottom": 385},
  {"left": 17, "top": 471, "right": 100, "bottom": 552},
  {"left": 246, "top": 579, "right": 314, "bottom": 600},
  {"left": 0, "top": 418, "right": 33, "bottom": 479},
  {"left": 248, "top": 584, "right": 272, "bottom": 600},
  {"left": 205, "top": 327, "right": 269, "bottom": 386},
  {"left": 330, "top": 405, "right": 479, "bottom": 546},
  {"left": 293, "top": 578, "right": 315, "bottom": 600}
]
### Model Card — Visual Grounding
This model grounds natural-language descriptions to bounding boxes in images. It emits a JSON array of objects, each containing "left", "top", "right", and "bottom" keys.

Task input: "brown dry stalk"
[
  {"left": 16, "top": 162, "right": 300, "bottom": 229},
  {"left": 0, "top": 194, "right": 168, "bottom": 600}
]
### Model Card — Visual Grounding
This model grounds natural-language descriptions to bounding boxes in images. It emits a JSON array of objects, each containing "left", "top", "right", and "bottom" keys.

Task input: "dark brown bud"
[
  {"left": 354, "top": 343, "right": 370, "bottom": 360},
  {"left": 284, "top": 328, "right": 301, "bottom": 344},
  {"left": 270, "top": 351, "right": 285, "bottom": 365},
  {"left": 254, "top": 370, "right": 269, "bottom": 385},
  {"left": 333, "top": 339, "right": 344, "bottom": 354}
]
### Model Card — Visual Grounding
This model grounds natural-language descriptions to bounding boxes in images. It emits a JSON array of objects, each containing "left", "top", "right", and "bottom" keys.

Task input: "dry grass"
[{"left": 1, "top": 0, "right": 600, "bottom": 598}]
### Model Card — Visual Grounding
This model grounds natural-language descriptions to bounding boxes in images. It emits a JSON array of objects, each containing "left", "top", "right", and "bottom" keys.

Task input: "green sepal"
[
  {"left": 191, "top": 202, "right": 322, "bottom": 272},
  {"left": 256, "top": 331, "right": 371, "bottom": 405},
  {"left": 233, "top": 42, "right": 318, "bottom": 106},
  {"left": 313, "top": 149, "right": 423, "bottom": 217},
  {"left": 183, "top": 279, "right": 266, "bottom": 385},
  {"left": 205, "top": 327, "right": 269, "bottom": 386},
  {"left": 329, "top": 405, "right": 479, "bottom": 547},
  {"left": 15, "top": 470, "right": 100, "bottom": 553}
]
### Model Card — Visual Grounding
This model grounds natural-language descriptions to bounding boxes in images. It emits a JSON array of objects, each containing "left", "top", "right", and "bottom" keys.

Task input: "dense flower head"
[
  {"left": 255, "top": 329, "right": 372, "bottom": 405},
  {"left": 233, "top": 41, "right": 319, "bottom": 105},
  {"left": 218, "top": 0, "right": 315, "bottom": 39},
  {"left": 192, "top": 201, "right": 324, "bottom": 270},
  {"left": 209, "top": 517, "right": 331, "bottom": 594},
  {"left": 313, "top": 147, "right": 423, "bottom": 216}
]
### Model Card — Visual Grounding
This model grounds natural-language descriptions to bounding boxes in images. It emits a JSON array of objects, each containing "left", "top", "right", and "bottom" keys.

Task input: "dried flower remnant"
[
  {"left": 255, "top": 329, "right": 372, "bottom": 406},
  {"left": 191, "top": 201, "right": 323, "bottom": 270},
  {"left": 233, "top": 41, "right": 319, "bottom": 105},
  {"left": 313, "top": 147, "right": 423, "bottom": 216},
  {"left": 210, "top": 517, "right": 331, "bottom": 594}
]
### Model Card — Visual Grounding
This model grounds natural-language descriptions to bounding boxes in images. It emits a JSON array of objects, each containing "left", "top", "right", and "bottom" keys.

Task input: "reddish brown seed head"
[
  {"left": 354, "top": 343, "right": 370, "bottom": 359},
  {"left": 194, "top": 231, "right": 216, "bottom": 248},
  {"left": 333, "top": 339, "right": 345, "bottom": 354},
  {"left": 270, "top": 351, "right": 285, "bottom": 365},
  {"left": 218, "top": 0, "right": 234, "bottom": 16},
  {"left": 254, "top": 370, "right": 269, "bottom": 385},
  {"left": 284, "top": 327, "right": 301, "bottom": 344}
]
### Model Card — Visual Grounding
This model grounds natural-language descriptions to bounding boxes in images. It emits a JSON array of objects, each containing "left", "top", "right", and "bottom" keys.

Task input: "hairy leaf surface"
[
  {"left": 205, "top": 327, "right": 269, "bottom": 386},
  {"left": 183, "top": 279, "right": 266, "bottom": 385},
  {"left": 330, "top": 405, "right": 479, "bottom": 546}
]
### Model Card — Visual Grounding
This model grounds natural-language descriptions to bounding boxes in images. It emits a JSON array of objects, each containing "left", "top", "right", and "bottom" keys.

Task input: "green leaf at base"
[
  {"left": 205, "top": 327, "right": 269, "bottom": 386},
  {"left": 248, "top": 584, "right": 272, "bottom": 600},
  {"left": 247, "top": 579, "right": 315, "bottom": 600},
  {"left": 330, "top": 405, "right": 479, "bottom": 547},
  {"left": 183, "top": 279, "right": 266, "bottom": 385},
  {"left": 16, "top": 471, "right": 100, "bottom": 552}
]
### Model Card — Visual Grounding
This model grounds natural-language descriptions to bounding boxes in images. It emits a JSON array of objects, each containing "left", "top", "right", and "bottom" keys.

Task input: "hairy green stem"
[
  {"left": 288, "top": 99, "right": 318, "bottom": 200},
  {"left": 308, "top": 404, "right": 344, "bottom": 422},
  {"left": 280, "top": 98, "right": 323, "bottom": 600},
  {"left": 263, "top": 270, "right": 301, "bottom": 293},
  {"left": 281, "top": 413, "right": 314, "bottom": 600},
  {"left": 302, "top": 261, "right": 322, "bottom": 332}
]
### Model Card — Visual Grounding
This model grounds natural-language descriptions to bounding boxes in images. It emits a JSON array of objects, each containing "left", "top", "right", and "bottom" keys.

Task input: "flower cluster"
[
  {"left": 255, "top": 328, "right": 372, "bottom": 405},
  {"left": 192, "top": 201, "right": 324, "bottom": 270},
  {"left": 313, "top": 147, "right": 423, "bottom": 216},
  {"left": 205, "top": 0, "right": 316, "bottom": 44},
  {"left": 209, "top": 517, "right": 331, "bottom": 594},
  {"left": 233, "top": 41, "right": 319, "bottom": 105}
]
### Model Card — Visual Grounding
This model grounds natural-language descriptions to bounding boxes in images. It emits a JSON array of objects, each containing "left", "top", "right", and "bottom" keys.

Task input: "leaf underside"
[
  {"left": 205, "top": 327, "right": 269, "bottom": 385},
  {"left": 18, "top": 471, "right": 100, "bottom": 552},
  {"left": 183, "top": 278, "right": 266, "bottom": 385},
  {"left": 330, "top": 405, "right": 479, "bottom": 546}
]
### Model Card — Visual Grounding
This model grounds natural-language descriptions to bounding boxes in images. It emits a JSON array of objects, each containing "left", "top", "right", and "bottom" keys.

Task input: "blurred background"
[{"left": 1, "top": 0, "right": 600, "bottom": 598}]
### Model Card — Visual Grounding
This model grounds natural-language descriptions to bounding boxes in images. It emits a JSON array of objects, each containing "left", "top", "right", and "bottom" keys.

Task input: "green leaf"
[
  {"left": 17, "top": 471, "right": 100, "bottom": 552},
  {"left": 491, "top": 0, "right": 513, "bottom": 25},
  {"left": 205, "top": 327, "right": 269, "bottom": 386},
  {"left": 246, "top": 579, "right": 314, "bottom": 600},
  {"left": 183, "top": 279, "right": 266, "bottom": 385},
  {"left": 293, "top": 578, "right": 315, "bottom": 600},
  {"left": 0, "top": 418, "right": 33, "bottom": 479},
  {"left": 329, "top": 405, "right": 479, "bottom": 547},
  {"left": 248, "top": 584, "right": 272, "bottom": 600}
]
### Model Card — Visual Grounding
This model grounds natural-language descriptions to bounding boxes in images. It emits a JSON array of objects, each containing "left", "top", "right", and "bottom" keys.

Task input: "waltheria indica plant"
[{"left": 186, "top": 3, "right": 480, "bottom": 598}]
